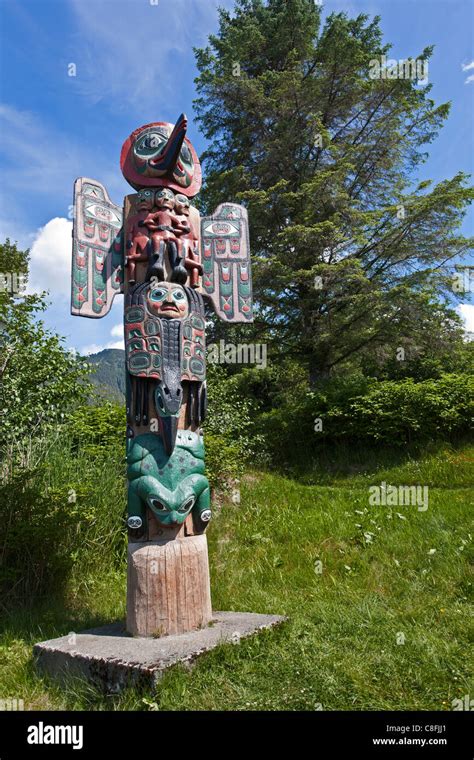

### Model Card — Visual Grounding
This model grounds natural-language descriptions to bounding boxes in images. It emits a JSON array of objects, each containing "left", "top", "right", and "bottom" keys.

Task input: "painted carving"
[
  {"left": 127, "top": 431, "right": 211, "bottom": 534},
  {"left": 71, "top": 178, "right": 124, "bottom": 317},
  {"left": 125, "top": 189, "right": 154, "bottom": 284},
  {"left": 71, "top": 113, "right": 253, "bottom": 541},
  {"left": 141, "top": 188, "right": 189, "bottom": 283}
]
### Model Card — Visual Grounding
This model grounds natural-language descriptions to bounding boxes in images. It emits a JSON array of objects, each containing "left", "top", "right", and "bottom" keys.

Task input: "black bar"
[{"left": 0, "top": 710, "right": 471, "bottom": 758}]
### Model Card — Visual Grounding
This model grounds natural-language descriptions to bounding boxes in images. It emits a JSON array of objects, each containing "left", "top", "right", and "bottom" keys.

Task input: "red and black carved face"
[
  {"left": 136, "top": 189, "right": 154, "bottom": 211},
  {"left": 120, "top": 115, "right": 202, "bottom": 197},
  {"left": 155, "top": 188, "right": 175, "bottom": 210},
  {"left": 174, "top": 194, "right": 190, "bottom": 216},
  {"left": 171, "top": 142, "right": 194, "bottom": 188}
]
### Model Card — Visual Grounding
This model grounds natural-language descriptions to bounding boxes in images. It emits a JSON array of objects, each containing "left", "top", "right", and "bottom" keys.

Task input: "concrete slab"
[{"left": 33, "top": 612, "right": 287, "bottom": 691}]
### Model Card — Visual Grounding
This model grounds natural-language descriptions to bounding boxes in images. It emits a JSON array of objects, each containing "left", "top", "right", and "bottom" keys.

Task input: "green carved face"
[
  {"left": 127, "top": 432, "right": 210, "bottom": 530},
  {"left": 147, "top": 492, "right": 196, "bottom": 525}
]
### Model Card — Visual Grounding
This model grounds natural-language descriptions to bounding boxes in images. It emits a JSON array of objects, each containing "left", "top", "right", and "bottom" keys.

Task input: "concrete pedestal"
[{"left": 34, "top": 612, "right": 286, "bottom": 691}]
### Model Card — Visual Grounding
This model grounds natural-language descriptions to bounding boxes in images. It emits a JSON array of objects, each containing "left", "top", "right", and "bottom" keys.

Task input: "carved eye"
[
  {"left": 151, "top": 499, "right": 167, "bottom": 512},
  {"left": 136, "top": 132, "right": 164, "bottom": 155},
  {"left": 172, "top": 290, "right": 185, "bottom": 303},
  {"left": 150, "top": 288, "right": 167, "bottom": 302},
  {"left": 178, "top": 497, "right": 195, "bottom": 513}
]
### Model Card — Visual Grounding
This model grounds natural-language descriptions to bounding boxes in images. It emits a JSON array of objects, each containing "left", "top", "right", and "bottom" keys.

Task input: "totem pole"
[{"left": 71, "top": 114, "right": 252, "bottom": 637}]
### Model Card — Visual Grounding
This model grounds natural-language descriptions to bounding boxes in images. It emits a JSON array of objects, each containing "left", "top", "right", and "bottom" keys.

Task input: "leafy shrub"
[
  {"left": 259, "top": 373, "right": 473, "bottom": 465},
  {"left": 0, "top": 291, "right": 91, "bottom": 461},
  {"left": 204, "top": 364, "right": 267, "bottom": 485},
  {"left": 68, "top": 402, "right": 126, "bottom": 457},
  {"left": 329, "top": 374, "right": 472, "bottom": 443},
  {"left": 204, "top": 433, "right": 241, "bottom": 489}
]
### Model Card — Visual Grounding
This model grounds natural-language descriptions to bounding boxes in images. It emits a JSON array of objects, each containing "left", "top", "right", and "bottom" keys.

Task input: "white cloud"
[
  {"left": 107, "top": 339, "right": 125, "bottom": 350},
  {"left": 110, "top": 323, "right": 124, "bottom": 339},
  {"left": 80, "top": 322, "right": 124, "bottom": 355},
  {"left": 26, "top": 225, "right": 127, "bottom": 352},
  {"left": 27, "top": 217, "right": 73, "bottom": 298},
  {"left": 458, "top": 303, "right": 474, "bottom": 332},
  {"left": 462, "top": 61, "right": 474, "bottom": 83},
  {"left": 81, "top": 343, "right": 106, "bottom": 356},
  {"left": 108, "top": 322, "right": 124, "bottom": 349}
]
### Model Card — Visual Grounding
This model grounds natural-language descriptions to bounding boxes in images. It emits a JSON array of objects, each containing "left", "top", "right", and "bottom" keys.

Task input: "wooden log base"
[{"left": 126, "top": 535, "right": 212, "bottom": 637}]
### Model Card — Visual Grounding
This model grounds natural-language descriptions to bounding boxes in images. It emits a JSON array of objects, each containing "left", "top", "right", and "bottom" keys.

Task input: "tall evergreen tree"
[{"left": 194, "top": 0, "right": 473, "bottom": 381}]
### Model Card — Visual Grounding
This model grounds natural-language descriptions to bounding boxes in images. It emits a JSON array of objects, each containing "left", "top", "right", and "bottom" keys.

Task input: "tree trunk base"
[{"left": 126, "top": 535, "right": 213, "bottom": 637}]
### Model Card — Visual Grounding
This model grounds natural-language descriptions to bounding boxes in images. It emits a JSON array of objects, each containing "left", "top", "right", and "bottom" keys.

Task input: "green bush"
[
  {"left": 259, "top": 373, "right": 473, "bottom": 465},
  {"left": 204, "top": 364, "right": 267, "bottom": 484},
  {"left": 203, "top": 433, "right": 242, "bottom": 489},
  {"left": 68, "top": 402, "right": 126, "bottom": 457},
  {"left": 329, "top": 374, "right": 472, "bottom": 443},
  {"left": 0, "top": 288, "right": 91, "bottom": 460}
]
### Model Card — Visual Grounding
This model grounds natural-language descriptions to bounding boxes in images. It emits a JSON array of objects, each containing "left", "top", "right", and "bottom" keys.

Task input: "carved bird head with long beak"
[{"left": 120, "top": 114, "right": 202, "bottom": 197}]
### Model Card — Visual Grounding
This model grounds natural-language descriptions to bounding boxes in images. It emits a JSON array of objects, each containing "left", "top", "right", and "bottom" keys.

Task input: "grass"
[{"left": 0, "top": 441, "right": 472, "bottom": 711}]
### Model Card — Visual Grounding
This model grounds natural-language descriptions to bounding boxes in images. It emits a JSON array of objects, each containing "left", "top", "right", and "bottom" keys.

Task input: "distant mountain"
[{"left": 87, "top": 349, "right": 126, "bottom": 403}]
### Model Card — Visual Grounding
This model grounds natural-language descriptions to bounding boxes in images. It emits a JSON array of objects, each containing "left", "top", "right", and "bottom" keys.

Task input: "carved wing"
[
  {"left": 200, "top": 203, "right": 253, "bottom": 322},
  {"left": 71, "top": 177, "right": 124, "bottom": 318}
]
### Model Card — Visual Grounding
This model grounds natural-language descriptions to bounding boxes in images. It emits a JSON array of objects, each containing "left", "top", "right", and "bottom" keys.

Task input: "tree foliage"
[
  {"left": 0, "top": 239, "right": 91, "bottom": 464},
  {"left": 194, "top": 0, "right": 473, "bottom": 380}
]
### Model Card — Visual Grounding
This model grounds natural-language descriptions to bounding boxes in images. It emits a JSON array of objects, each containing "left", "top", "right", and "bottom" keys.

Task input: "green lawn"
[{"left": 0, "top": 443, "right": 472, "bottom": 711}]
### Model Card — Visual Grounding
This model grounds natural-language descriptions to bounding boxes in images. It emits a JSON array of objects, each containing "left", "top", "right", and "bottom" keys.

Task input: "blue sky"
[{"left": 0, "top": 0, "right": 473, "bottom": 353}]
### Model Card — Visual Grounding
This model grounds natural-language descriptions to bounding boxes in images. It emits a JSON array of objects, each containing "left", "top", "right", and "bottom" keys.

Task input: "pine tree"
[{"left": 194, "top": 0, "right": 473, "bottom": 381}]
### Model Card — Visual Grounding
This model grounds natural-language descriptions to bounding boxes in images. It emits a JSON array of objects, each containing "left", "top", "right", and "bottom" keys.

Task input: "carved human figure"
[
  {"left": 126, "top": 189, "right": 154, "bottom": 284},
  {"left": 174, "top": 194, "right": 202, "bottom": 287},
  {"left": 140, "top": 188, "right": 188, "bottom": 283}
]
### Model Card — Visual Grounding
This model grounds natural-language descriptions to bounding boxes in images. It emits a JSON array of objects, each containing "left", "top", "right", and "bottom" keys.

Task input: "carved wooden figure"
[{"left": 71, "top": 114, "right": 253, "bottom": 636}]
